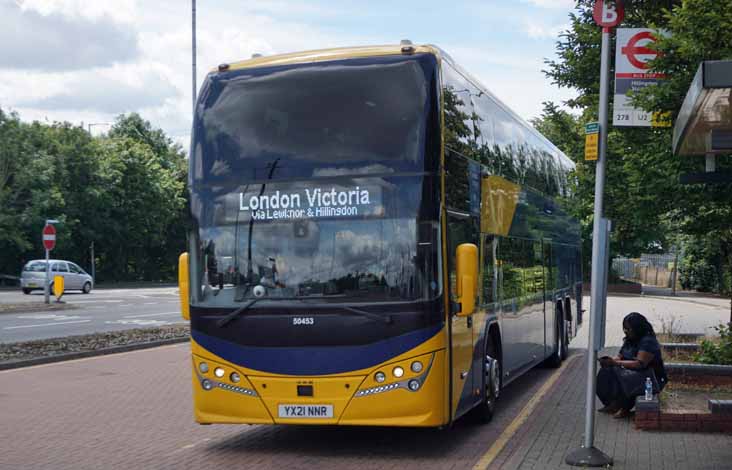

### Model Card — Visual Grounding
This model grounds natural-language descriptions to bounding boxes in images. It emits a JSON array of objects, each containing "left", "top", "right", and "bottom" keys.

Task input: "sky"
[{"left": 0, "top": 0, "right": 579, "bottom": 149}]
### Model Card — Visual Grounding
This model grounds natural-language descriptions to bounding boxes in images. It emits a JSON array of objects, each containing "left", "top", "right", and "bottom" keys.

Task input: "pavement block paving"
[{"left": 487, "top": 292, "right": 732, "bottom": 470}]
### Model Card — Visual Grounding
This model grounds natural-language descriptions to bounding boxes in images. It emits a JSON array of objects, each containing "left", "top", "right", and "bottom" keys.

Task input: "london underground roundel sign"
[
  {"left": 42, "top": 224, "right": 56, "bottom": 251},
  {"left": 593, "top": 0, "right": 625, "bottom": 29}
]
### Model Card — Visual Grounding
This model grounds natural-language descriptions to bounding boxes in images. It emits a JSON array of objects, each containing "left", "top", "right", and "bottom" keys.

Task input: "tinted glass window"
[
  {"left": 473, "top": 93, "right": 498, "bottom": 173},
  {"left": 192, "top": 175, "right": 441, "bottom": 307},
  {"left": 51, "top": 262, "right": 68, "bottom": 272},
  {"left": 442, "top": 63, "right": 478, "bottom": 160},
  {"left": 24, "top": 262, "right": 47, "bottom": 272},
  {"left": 499, "top": 238, "right": 543, "bottom": 304},
  {"left": 482, "top": 235, "right": 498, "bottom": 306},
  {"left": 193, "top": 54, "right": 438, "bottom": 183},
  {"left": 68, "top": 264, "right": 81, "bottom": 274}
]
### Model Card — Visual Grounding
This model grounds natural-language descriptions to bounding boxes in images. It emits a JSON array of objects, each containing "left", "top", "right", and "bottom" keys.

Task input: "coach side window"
[
  {"left": 482, "top": 235, "right": 498, "bottom": 308},
  {"left": 443, "top": 63, "right": 481, "bottom": 212}
]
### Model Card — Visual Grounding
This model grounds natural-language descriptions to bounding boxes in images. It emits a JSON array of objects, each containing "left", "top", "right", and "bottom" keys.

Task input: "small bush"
[{"left": 694, "top": 323, "right": 732, "bottom": 365}]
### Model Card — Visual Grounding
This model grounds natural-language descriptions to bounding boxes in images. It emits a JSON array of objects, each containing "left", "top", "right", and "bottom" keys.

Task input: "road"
[{"left": 0, "top": 287, "right": 184, "bottom": 343}]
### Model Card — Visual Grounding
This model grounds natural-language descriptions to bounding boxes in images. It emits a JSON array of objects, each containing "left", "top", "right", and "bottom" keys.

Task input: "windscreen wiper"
[
  {"left": 216, "top": 296, "right": 310, "bottom": 327},
  {"left": 216, "top": 298, "right": 261, "bottom": 327}
]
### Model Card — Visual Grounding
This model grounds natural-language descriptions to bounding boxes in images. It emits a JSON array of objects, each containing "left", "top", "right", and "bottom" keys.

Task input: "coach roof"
[{"left": 213, "top": 44, "right": 441, "bottom": 73}]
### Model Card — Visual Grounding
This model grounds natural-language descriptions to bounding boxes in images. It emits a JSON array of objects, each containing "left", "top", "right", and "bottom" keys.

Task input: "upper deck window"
[{"left": 192, "top": 54, "right": 439, "bottom": 184}]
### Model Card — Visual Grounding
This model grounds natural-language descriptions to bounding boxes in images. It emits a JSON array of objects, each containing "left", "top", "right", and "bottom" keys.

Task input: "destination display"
[{"left": 224, "top": 182, "right": 385, "bottom": 223}]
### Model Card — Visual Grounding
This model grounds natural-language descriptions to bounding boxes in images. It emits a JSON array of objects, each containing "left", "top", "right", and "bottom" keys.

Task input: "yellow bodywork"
[
  {"left": 217, "top": 44, "right": 440, "bottom": 73},
  {"left": 190, "top": 331, "right": 448, "bottom": 427}
]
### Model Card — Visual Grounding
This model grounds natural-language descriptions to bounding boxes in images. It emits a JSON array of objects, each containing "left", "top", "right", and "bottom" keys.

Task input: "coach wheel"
[{"left": 473, "top": 337, "right": 501, "bottom": 423}]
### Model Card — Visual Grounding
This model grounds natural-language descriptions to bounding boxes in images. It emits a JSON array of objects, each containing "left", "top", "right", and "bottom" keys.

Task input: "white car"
[{"left": 20, "top": 259, "right": 94, "bottom": 294}]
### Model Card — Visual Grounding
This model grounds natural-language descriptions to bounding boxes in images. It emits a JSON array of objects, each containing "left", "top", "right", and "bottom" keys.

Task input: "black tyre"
[
  {"left": 545, "top": 308, "right": 564, "bottom": 368},
  {"left": 560, "top": 313, "right": 569, "bottom": 361},
  {"left": 472, "top": 334, "right": 501, "bottom": 423},
  {"left": 22, "top": 288, "right": 31, "bottom": 295},
  {"left": 82, "top": 282, "right": 92, "bottom": 294}
]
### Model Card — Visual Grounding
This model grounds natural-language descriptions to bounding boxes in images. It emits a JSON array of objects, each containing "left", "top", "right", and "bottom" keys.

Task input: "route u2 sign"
[{"left": 593, "top": 0, "right": 624, "bottom": 29}]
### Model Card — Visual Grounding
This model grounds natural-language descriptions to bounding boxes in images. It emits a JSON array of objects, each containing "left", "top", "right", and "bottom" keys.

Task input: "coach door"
[{"left": 446, "top": 212, "right": 479, "bottom": 419}]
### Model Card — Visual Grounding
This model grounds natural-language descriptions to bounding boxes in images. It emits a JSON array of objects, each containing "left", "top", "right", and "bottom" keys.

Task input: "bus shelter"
[{"left": 673, "top": 60, "right": 732, "bottom": 184}]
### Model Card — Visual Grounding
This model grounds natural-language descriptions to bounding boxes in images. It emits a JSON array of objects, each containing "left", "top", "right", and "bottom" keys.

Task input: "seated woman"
[{"left": 596, "top": 312, "right": 668, "bottom": 418}]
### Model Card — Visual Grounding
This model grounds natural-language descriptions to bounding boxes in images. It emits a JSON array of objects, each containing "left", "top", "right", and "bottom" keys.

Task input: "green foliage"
[
  {"left": 0, "top": 110, "right": 188, "bottom": 282},
  {"left": 695, "top": 324, "right": 732, "bottom": 365}
]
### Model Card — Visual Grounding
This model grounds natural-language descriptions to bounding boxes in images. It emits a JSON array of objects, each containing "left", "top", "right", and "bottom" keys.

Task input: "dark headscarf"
[{"left": 622, "top": 312, "right": 655, "bottom": 342}]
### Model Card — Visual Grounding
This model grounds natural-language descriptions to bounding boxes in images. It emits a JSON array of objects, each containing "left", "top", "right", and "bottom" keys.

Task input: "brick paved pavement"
[
  {"left": 488, "top": 293, "right": 732, "bottom": 470},
  {"left": 0, "top": 343, "right": 561, "bottom": 470}
]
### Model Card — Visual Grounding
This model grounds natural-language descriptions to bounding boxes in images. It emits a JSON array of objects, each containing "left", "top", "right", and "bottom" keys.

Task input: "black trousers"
[{"left": 596, "top": 367, "right": 636, "bottom": 410}]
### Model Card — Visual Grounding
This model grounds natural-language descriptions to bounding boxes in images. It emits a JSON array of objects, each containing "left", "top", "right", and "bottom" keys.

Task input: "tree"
[{"left": 0, "top": 110, "right": 189, "bottom": 283}]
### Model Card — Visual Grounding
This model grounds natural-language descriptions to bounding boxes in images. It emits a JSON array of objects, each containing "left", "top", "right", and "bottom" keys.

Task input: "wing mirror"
[{"left": 455, "top": 243, "right": 478, "bottom": 317}]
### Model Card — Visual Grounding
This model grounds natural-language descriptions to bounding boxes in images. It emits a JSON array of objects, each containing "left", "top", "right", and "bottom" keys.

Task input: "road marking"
[
  {"left": 119, "top": 304, "right": 133, "bottom": 307},
  {"left": 123, "top": 312, "right": 179, "bottom": 318},
  {"left": 3, "top": 319, "right": 92, "bottom": 330},
  {"left": 143, "top": 302, "right": 158, "bottom": 305},
  {"left": 16, "top": 314, "right": 82, "bottom": 320},
  {"left": 472, "top": 353, "right": 580, "bottom": 470},
  {"left": 105, "top": 319, "right": 172, "bottom": 326},
  {"left": 0, "top": 343, "right": 188, "bottom": 374}
]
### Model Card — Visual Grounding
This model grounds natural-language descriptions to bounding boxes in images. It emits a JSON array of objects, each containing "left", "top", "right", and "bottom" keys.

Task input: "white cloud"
[
  {"left": 0, "top": 1, "right": 139, "bottom": 71},
  {"left": 524, "top": 19, "right": 569, "bottom": 39},
  {"left": 522, "top": 0, "right": 576, "bottom": 9},
  {"left": 16, "top": 64, "right": 178, "bottom": 114}
]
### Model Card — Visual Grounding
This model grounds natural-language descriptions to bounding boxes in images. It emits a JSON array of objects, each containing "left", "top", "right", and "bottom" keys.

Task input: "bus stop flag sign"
[{"left": 43, "top": 224, "right": 56, "bottom": 251}]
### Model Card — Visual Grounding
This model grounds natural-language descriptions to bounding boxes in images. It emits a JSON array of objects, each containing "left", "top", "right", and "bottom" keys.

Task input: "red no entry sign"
[
  {"left": 42, "top": 224, "right": 56, "bottom": 251},
  {"left": 593, "top": 0, "right": 624, "bottom": 29}
]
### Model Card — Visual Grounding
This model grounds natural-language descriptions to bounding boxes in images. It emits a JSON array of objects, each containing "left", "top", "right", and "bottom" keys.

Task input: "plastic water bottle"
[{"left": 644, "top": 377, "right": 653, "bottom": 401}]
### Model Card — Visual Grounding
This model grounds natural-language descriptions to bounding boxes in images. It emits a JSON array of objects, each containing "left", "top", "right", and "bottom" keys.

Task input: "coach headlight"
[
  {"left": 214, "top": 367, "right": 225, "bottom": 378},
  {"left": 230, "top": 372, "right": 241, "bottom": 383},
  {"left": 202, "top": 379, "right": 213, "bottom": 391},
  {"left": 393, "top": 366, "right": 404, "bottom": 378},
  {"left": 410, "top": 361, "right": 423, "bottom": 373},
  {"left": 199, "top": 362, "right": 209, "bottom": 373},
  {"left": 374, "top": 371, "right": 386, "bottom": 383},
  {"left": 408, "top": 379, "right": 420, "bottom": 391}
]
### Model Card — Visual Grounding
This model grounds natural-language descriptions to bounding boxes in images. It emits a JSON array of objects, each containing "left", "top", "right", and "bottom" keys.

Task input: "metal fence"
[{"left": 612, "top": 253, "right": 680, "bottom": 288}]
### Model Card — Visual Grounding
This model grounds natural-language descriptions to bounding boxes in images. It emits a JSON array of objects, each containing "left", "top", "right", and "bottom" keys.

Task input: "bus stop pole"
[{"left": 566, "top": 24, "right": 613, "bottom": 468}]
